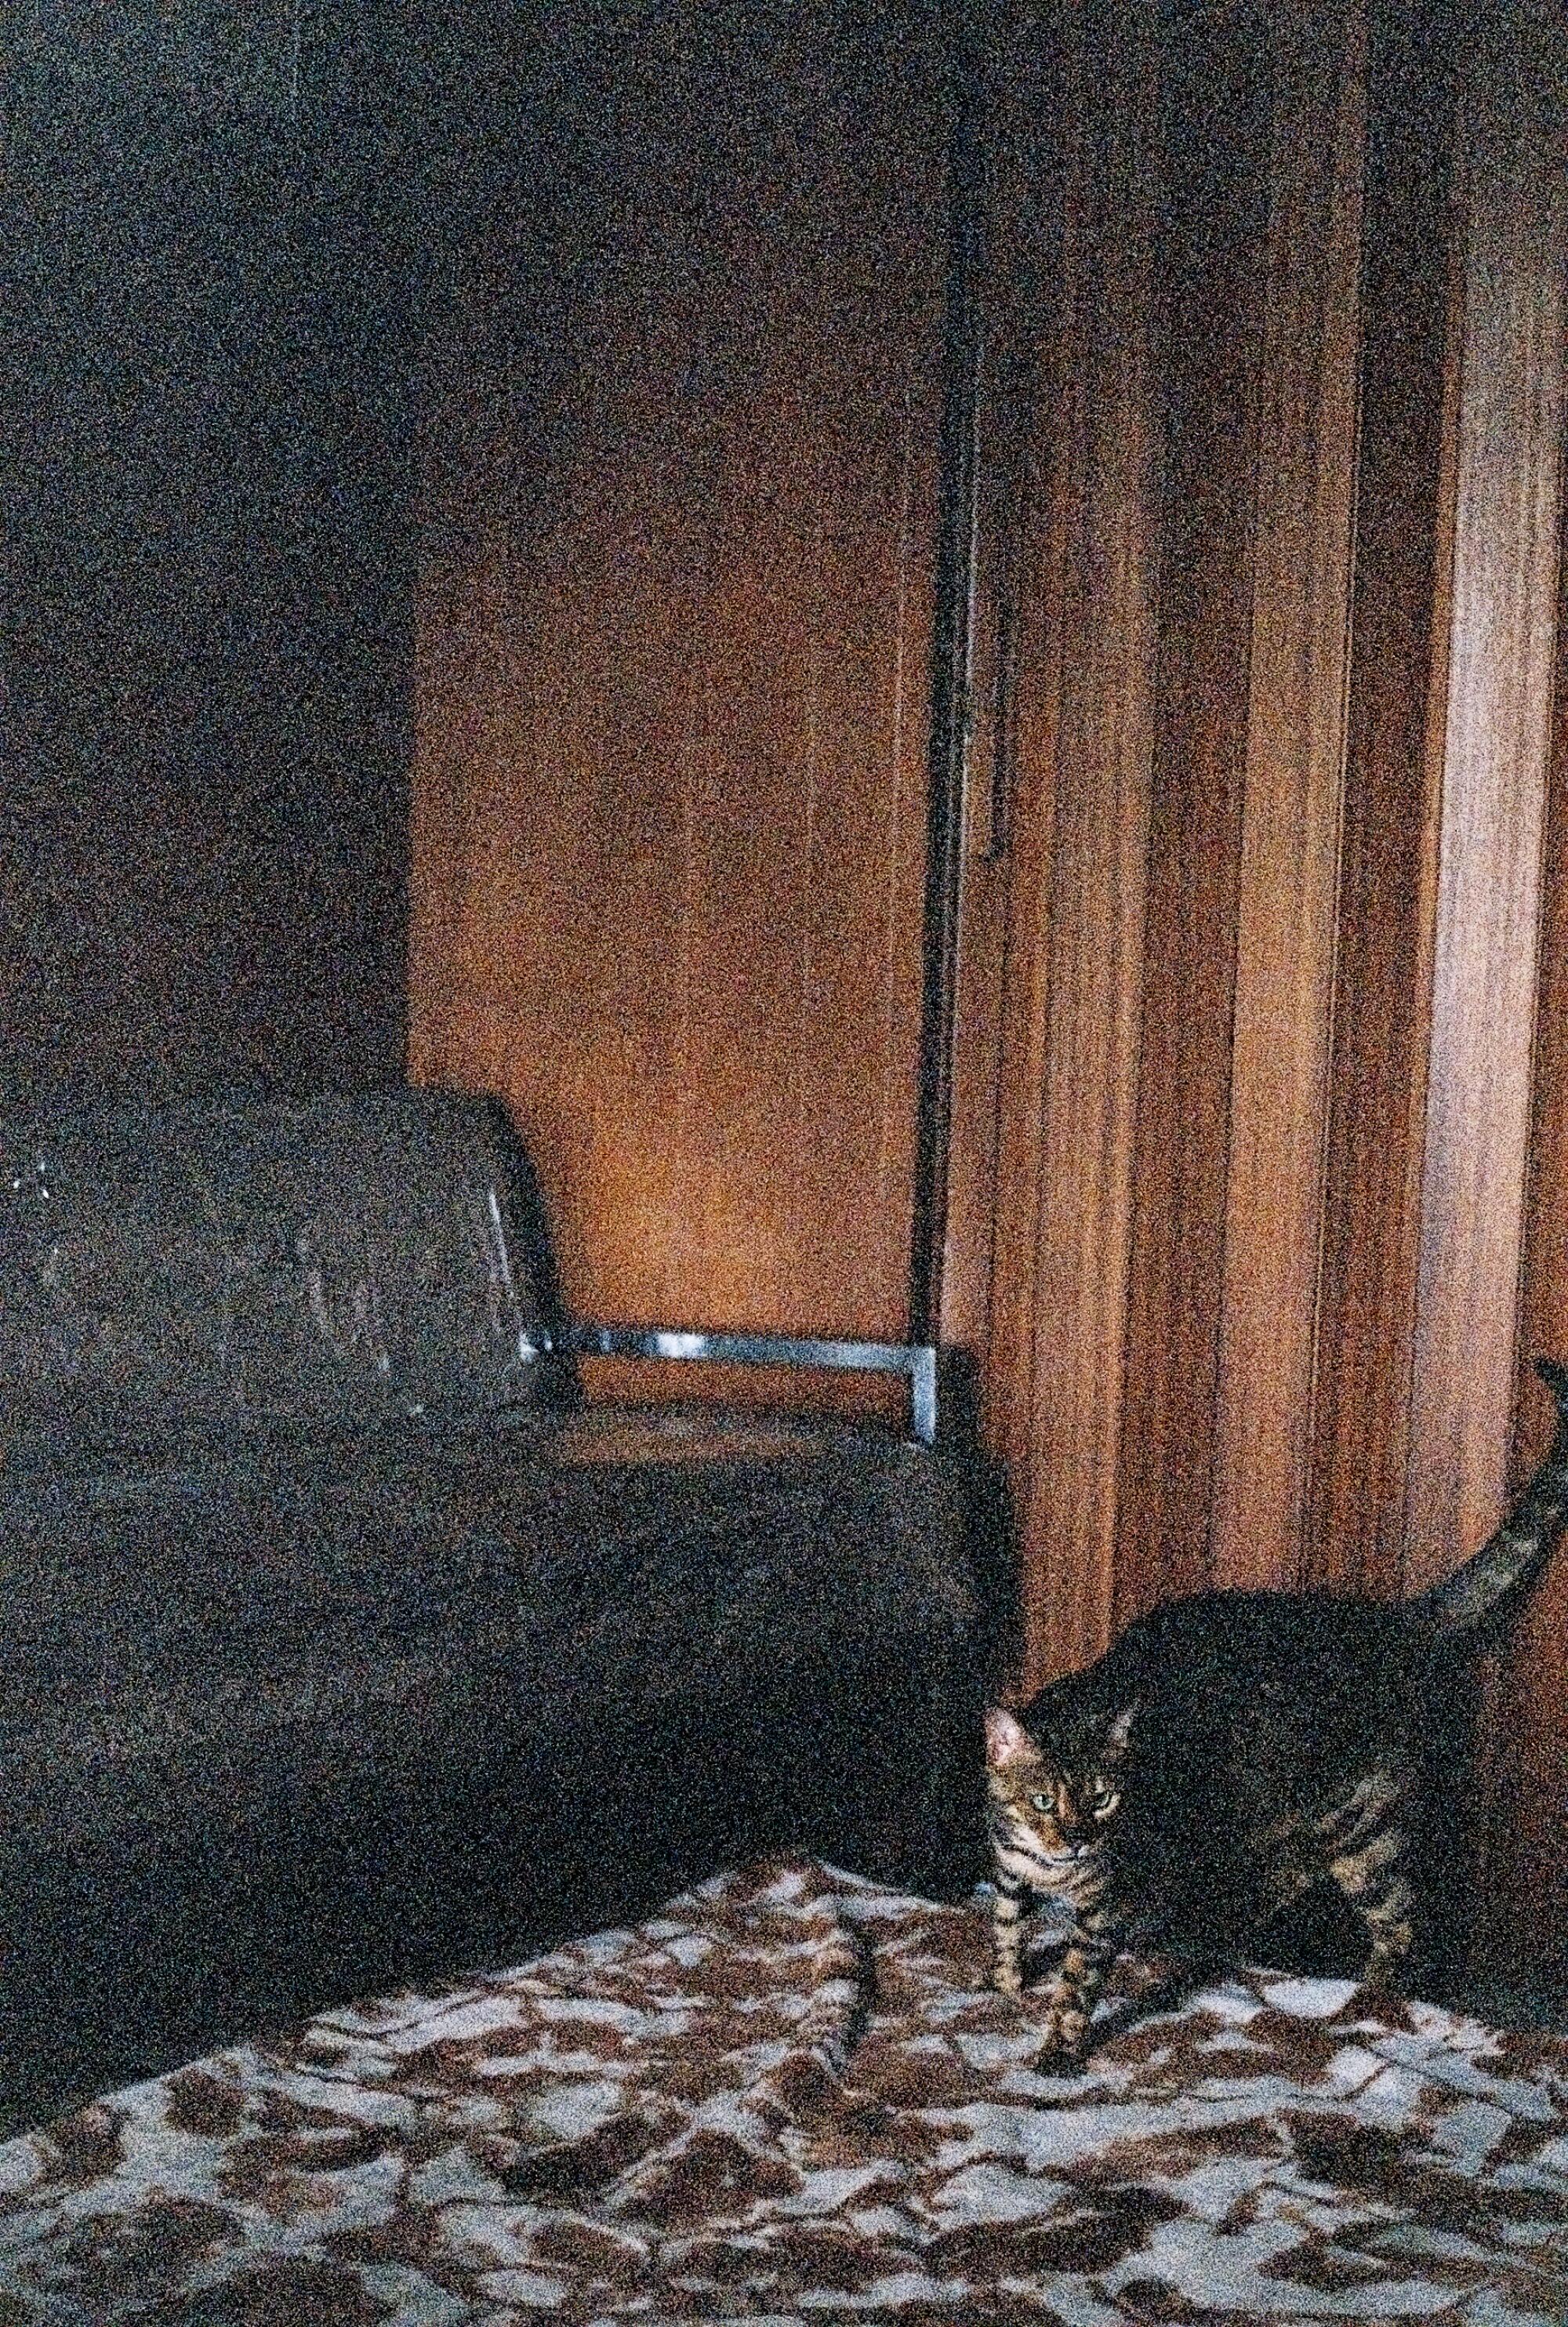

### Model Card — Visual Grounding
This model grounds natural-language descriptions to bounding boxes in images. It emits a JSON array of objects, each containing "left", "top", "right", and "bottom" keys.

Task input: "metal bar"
[
  {"left": 909, "top": 30, "right": 988, "bottom": 1348},
  {"left": 561, "top": 1321, "right": 944, "bottom": 1446},
  {"left": 909, "top": 1345, "right": 940, "bottom": 1448}
]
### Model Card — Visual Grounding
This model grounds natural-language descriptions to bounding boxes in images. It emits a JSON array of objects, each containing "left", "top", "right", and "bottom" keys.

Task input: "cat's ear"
[
  {"left": 985, "top": 1706, "right": 1033, "bottom": 1769},
  {"left": 1105, "top": 1700, "right": 1139, "bottom": 1755}
]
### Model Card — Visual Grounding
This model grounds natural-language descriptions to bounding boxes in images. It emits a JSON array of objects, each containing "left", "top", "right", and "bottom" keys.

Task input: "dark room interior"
[{"left": 2, "top": 0, "right": 1566, "bottom": 2315}]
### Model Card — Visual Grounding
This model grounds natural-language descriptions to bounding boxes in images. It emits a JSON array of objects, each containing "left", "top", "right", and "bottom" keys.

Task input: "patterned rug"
[{"left": 1, "top": 1855, "right": 1566, "bottom": 2324}]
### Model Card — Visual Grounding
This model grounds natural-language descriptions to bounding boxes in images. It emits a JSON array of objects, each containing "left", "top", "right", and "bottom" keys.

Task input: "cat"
[{"left": 985, "top": 1356, "right": 1568, "bottom": 2068}]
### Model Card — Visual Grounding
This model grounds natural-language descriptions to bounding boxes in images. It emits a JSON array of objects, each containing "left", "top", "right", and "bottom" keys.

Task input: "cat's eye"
[
  {"left": 1091, "top": 1788, "right": 1120, "bottom": 1819},
  {"left": 1029, "top": 1791, "right": 1052, "bottom": 1813}
]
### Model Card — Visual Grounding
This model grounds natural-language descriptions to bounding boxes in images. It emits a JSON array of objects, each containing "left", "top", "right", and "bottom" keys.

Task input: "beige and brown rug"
[{"left": 1, "top": 1855, "right": 1565, "bottom": 2323}]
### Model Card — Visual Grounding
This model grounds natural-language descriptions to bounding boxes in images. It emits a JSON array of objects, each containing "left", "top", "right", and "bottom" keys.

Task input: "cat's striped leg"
[
  {"left": 1327, "top": 1824, "right": 1415, "bottom": 1991},
  {"left": 1039, "top": 1901, "right": 1119, "bottom": 2067},
  {"left": 992, "top": 1869, "right": 1029, "bottom": 1995}
]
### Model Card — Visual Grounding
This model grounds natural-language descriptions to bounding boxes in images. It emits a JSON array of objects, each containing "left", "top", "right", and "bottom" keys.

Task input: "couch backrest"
[{"left": 0, "top": 1088, "right": 564, "bottom": 1445}]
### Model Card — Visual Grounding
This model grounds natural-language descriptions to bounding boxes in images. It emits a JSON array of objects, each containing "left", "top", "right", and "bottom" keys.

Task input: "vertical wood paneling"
[
  {"left": 1209, "top": 0, "right": 1366, "bottom": 1592},
  {"left": 939, "top": 6, "right": 1066, "bottom": 1381},
  {"left": 1018, "top": 0, "right": 1160, "bottom": 1688},
  {"left": 1500, "top": 504, "right": 1568, "bottom": 1999},
  {"left": 1403, "top": 10, "right": 1567, "bottom": 1592},
  {"left": 1305, "top": 0, "right": 1454, "bottom": 1597},
  {"left": 408, "top": 4, "right": 948, "bottom": 1369},
  {"left": 1113, "top": 11, "right": 1268, "bottom": 1625},
  {"left": 966, "top": 43, "right": 1078, "bottom": 1572}
]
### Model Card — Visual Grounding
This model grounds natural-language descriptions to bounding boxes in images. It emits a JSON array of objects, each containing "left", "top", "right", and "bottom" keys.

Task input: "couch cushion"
[
  {"left": 0, "top": 1408, "right": 996, "bottom": 2133},
  {"left": 0, "top": 1088, "right": 563, "bottom": 1443}
]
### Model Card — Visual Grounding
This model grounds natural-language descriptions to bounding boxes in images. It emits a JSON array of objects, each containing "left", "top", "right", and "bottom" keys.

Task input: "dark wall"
[{"left": 1, "top": 51, "right": 412, "bottom": 1106}]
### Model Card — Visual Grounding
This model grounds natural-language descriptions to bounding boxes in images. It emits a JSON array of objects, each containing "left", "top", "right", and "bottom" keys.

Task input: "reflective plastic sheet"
[{"left": 0, "top": 1089, "right": 562, "bottom": 1443}]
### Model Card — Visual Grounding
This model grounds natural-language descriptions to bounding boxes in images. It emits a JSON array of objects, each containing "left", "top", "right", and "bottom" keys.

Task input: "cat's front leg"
[
  {"left": 1038, "top": 1904, "right": 1119, "bottom": 2069},
  {"left": 1330, "top": 1832, "right": 1416, "bottom": 1994},
  {"left": 991, "top": 1868, "right": 1029, "bottom": 1995}
]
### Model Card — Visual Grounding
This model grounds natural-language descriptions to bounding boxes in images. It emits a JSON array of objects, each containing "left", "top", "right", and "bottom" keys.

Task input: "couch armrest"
[{"left": 558, "top": 1323, "right": 960, "bottom": 1447}]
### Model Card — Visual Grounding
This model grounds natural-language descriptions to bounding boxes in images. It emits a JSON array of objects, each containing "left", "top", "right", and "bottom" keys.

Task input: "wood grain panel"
[
  {"left": 1494, "top": 479, "right": 1568, "bottom": 2002},
  {"left": 407, "top": 3, "right": 948, "bottom": 1360},
  {"left": 1112, "top": 8, "right": 1269, "bottom": 1625},
  {"left": 1403, "top": 8, "right": 1567, "bottom": 1592},
  {"left": 942, "top": 3, "right": 1073, "bottom": 1556},
  {"left": 938, "top": 4, "right": 1066, "bottom": 1379},
  {"left": 1305, "top": 0, "right": 1455, "bottom": 1598},
  {"left": 967, "top": 83, "right": 1078, "bottom": 1573},
  {"left": 1210, "top": 0, "right": 1366, "bottom": 1592},
  {"left": 1018, "top": 0, "right": 1160, "bottom": 1688}
]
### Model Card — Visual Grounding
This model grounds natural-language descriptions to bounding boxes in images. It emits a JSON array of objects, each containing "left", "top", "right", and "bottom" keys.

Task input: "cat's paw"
[
  {"left": 1034, "top": 2029, "right": 1089, "bottom": 2075},
  {"left": 1037, "top": 1988, "right": 1091, "bottom": 2067},
  {"left": 1357, "top": 1957, "right": 1411, "bottom": 2010}
]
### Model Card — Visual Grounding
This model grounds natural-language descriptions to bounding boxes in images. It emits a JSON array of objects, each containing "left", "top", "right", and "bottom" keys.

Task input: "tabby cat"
[{"left": 986, "top": 1356, "right": 1568, "bottom": 2067}]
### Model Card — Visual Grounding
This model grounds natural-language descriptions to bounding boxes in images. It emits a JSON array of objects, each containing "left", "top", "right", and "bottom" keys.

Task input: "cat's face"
[{"left": 984, "top": 1703, "right": 1135, "bottom": 1897}]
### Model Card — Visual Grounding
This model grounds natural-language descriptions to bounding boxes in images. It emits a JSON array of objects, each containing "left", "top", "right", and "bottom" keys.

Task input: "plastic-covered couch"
[{"left": 0, "top": 1089, "right": 1004, "bottom": 2133}]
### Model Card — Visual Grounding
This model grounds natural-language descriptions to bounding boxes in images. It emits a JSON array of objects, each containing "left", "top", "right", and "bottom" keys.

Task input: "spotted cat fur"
[{"left": 986, "top": 1356, "right": 1568, "bottom": 2067}]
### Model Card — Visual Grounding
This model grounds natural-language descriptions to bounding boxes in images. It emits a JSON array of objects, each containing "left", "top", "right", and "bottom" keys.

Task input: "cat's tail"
[{"left": 1412, "top": 1357, "right": 1568, "bottom": 1638}]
